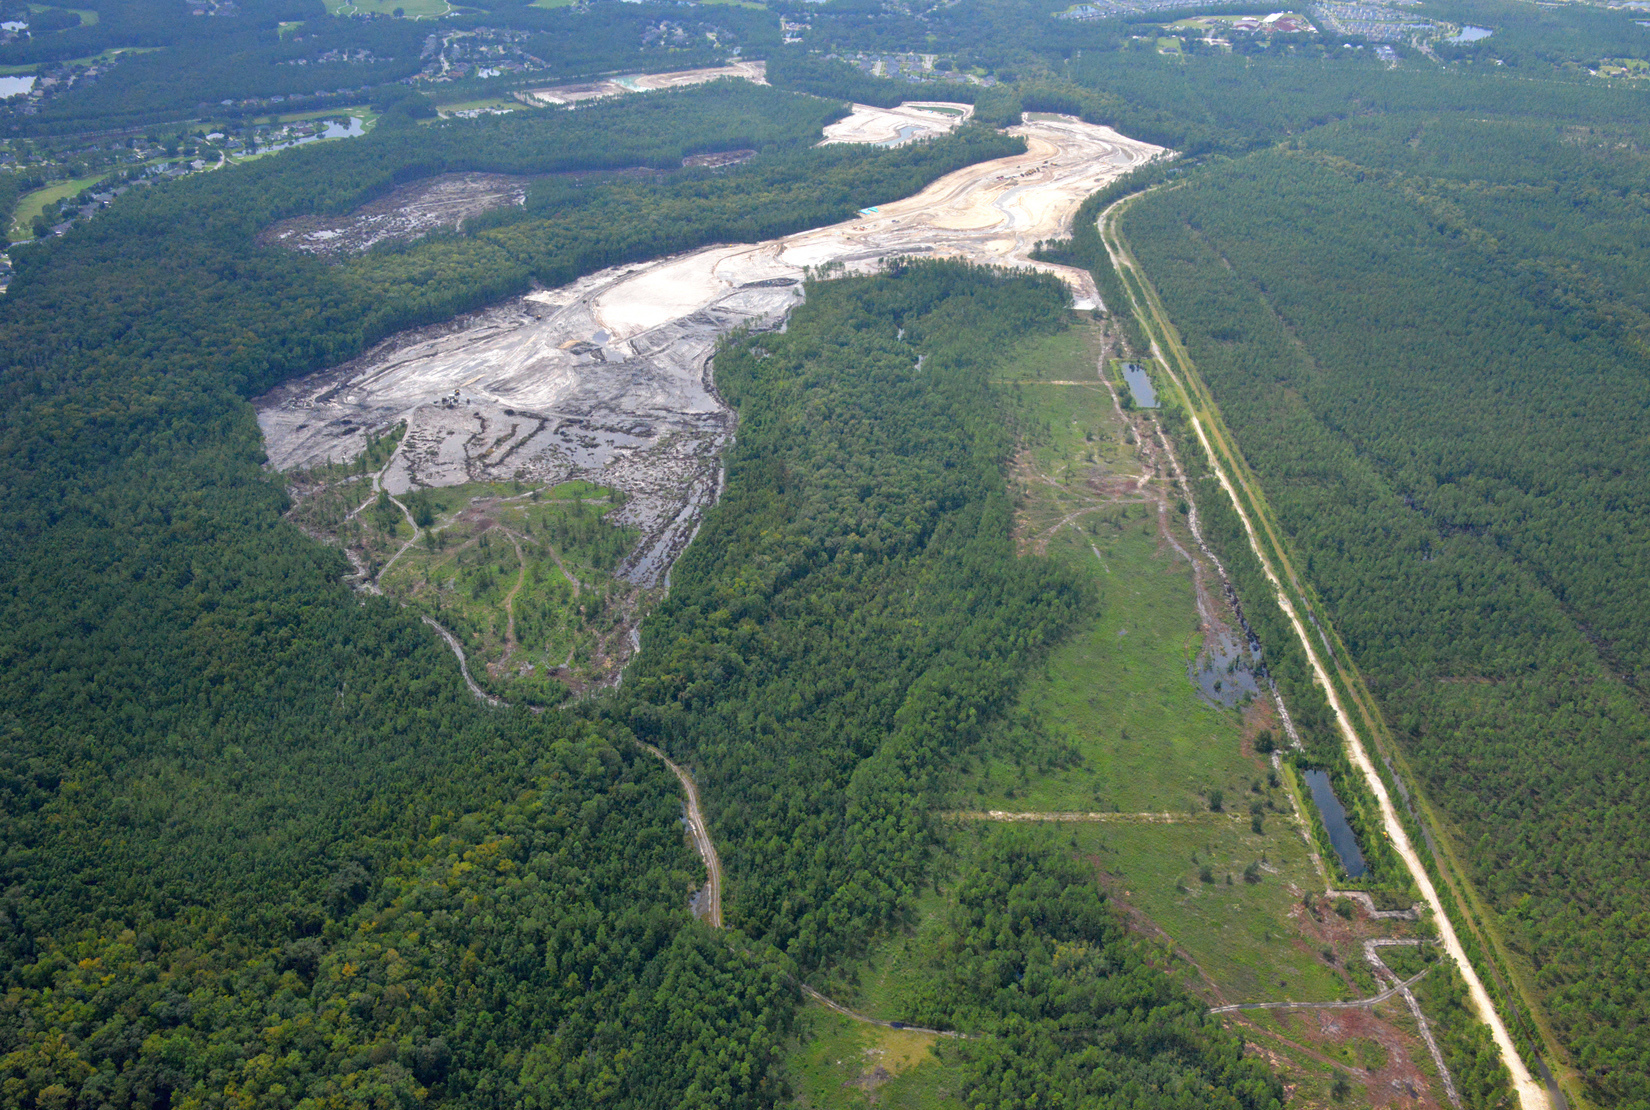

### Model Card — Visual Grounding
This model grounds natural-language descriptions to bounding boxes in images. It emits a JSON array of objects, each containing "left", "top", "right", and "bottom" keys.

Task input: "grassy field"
[
  {"left": 7, "top": 172, "right": 111, "bottom": 241},
  {"left": 787, "top": 1004, "right": 964, "bottom": 1110},
  {"left": 1077, "top": 818, "right": 1345, "bottom": 1004},
  {"left": 938, "top": 318, "right": 1458, "bottom": 1107},
  {"left": 435, "top": 97, "right": 524, "bottom": 114},
  {"left": 325, "top": 0, "right": 452, "bottom": 18},
  {"left": 960, "top": 325, "right": 1262, "bottom": 815},
  {"left": 28, "top": 3, "right": 99, "bottom": 23},
  {"left": 282, "top": 432, "right": 645, "bottom": 705}
]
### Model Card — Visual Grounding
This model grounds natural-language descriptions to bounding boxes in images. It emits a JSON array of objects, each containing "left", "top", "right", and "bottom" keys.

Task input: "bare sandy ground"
[
  {"left": 818, "top": 101, "right": 971, "bottom": 147},
  {"left": 256, "top": 111, "right": 1165, "bottom": 586},
  {"left": 521, "top": 60, "right": 767, "bottom": 107}
]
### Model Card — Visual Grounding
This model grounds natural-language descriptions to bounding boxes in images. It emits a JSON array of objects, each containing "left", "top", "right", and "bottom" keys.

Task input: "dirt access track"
[{"left": 255, "top": 108, "right": 1164, "bottom": 588}]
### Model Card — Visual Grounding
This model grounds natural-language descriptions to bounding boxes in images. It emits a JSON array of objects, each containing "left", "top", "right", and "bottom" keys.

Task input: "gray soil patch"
[
  {"left": 259, "top": 172, "right": 531, "bottom": 258},
  {"left": 683, "top": 149, "right": 755, "bottom": 168}
]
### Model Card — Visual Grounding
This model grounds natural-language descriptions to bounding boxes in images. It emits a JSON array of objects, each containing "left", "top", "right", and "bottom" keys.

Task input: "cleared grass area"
[
  {"left": 787, "top": 1004, "right": 964, "bottom": 1110},
  {"left": 435, "top": 96, "right": 523, "bottom": 114},
  {"left": 964, "top": 323, "right": 1261, "bottom": 815},
  {"left": 8, "top": 172, "right": 111, "bottom": 241},
  {"left": 28, "top": 3, "right": 99, "bottom": 23},
  {"left": 1075, "top": 818, "right": 1343, "bottom": 1004},
  {"left": 283, "top": 456, "right": 642, "bottom": 703}
]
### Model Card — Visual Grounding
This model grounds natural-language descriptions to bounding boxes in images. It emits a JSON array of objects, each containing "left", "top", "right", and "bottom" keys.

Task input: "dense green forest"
[
  {"left": 11, "top": 0, "right": 1650, "bottom": 1101},
  {"left": 0, "top": 73, "right": 1288, "bottom": 1108},
  {"left": 1117, "top": 82, "right": 1650, "bottom": 1107}
]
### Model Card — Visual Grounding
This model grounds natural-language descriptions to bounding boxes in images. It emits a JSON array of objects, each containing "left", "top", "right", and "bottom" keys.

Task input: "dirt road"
[
  {"left": 1099, "top": 191, "right": 1548, "bottom": 1110},
  {"left": 639, "top": 743, "right": 722, "bottom": 928}
]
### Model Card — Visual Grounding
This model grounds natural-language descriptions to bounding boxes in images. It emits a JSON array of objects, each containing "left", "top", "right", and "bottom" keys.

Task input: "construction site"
[{"left": 255, "top": 107, "right": 1165, "bottom": 599}]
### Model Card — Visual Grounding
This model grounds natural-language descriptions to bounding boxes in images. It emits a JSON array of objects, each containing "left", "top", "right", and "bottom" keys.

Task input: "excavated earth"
[
  {"left": 255, "top": 108, "right": 1165, "bottom": 588},
  {"left": 259, "top": 172, "right": 532, "bottom": 258}
]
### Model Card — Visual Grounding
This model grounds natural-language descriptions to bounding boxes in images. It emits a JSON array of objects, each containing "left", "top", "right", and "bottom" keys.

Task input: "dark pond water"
[
  {"left": 1304, "top": 768, "right": 1367, "bottom": 878},
  {"left": 1121, "top": 361, "right": 1159, "bottom": 408}
]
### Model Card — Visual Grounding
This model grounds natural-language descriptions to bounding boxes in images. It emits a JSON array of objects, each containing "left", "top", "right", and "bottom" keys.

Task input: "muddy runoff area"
[{"left": 255, "top": 109, "right": 1165, "bottom": 674}]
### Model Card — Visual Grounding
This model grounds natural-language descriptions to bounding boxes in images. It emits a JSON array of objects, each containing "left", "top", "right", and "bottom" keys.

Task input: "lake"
[
  {"left": 1448, "top": 25, "right": 1493, "bottom": 41},
  {"left": 0, "top": 75, "right": 36, "bottom": 98},
  {"left": 1304, "top": 768, "right": 1367, "bottom": 877}
]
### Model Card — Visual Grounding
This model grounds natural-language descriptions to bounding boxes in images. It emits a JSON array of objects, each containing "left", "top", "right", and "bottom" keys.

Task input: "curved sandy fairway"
[{"left": 255, "top": 112, "right": 1165, "bottom": 586}]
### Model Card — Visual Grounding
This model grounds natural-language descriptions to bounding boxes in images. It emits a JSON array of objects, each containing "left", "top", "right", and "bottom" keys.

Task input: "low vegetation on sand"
[{"left": 285, "top": 439, "right": 644, "bottom": 703}]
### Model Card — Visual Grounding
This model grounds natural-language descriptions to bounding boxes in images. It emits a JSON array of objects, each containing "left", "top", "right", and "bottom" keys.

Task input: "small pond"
[
  {"left": 257, "top": 116, "right": 367, "bottom": 155},
  {"left": 1304, "top": 769, "right": 1367, "bottom": 877},
  {"left": 1121, "top": 361, "right": 1159, "bottom": 408},
  {"left": 0, "top": 75, "right": 37, "bottom": 98},
  {"left": 1448, "top": 24, "right": 1493, "bottom": 41},
  {"left": 876, "top": 124, "right": 925, "bottom": 147}
]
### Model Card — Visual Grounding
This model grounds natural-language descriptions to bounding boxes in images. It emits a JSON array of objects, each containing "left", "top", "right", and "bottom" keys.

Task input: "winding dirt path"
[
  {"left": 799, "top": 985, "right": 970, "bottom": 1039},
  {"left": 502, "top": 532, "right": 526, "bottom": 659},
  {"left": 638, "top": 743, "right": 722, "bottom": 928},
  {"left": 1208, "top": 966, "right": 1432, "bottom": 1016},
  {"left": 421, "top": 615, "right": 505, "bottom": 708}
]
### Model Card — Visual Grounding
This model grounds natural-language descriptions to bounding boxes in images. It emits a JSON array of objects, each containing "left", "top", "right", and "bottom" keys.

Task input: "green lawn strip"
[
  {"left": 435, "top": 97, "right": 524, "bottom": 114},
  {"left": 28, "top": 3, "right": 99, "bottom": 23},
  {"left": 327, "top": 0, "right": 451, "bottom": 16},
  {"left": 8, "top": 171, "right": 112, "bottom": 241}
]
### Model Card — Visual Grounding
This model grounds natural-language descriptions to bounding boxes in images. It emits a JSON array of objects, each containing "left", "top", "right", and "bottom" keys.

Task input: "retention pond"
[
  {"left": 1121, "top": 361, "right": 1159, "bottom": 408},
  {"left": 1304, "top": 769, "right": 1367, "bottom": 878}
]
